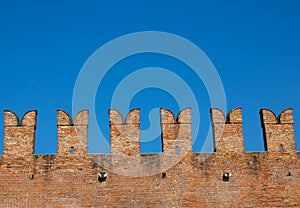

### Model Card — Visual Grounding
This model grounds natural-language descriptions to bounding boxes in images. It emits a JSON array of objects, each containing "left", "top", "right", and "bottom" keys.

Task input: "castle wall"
[{"left": 0, "top": 108, "right": 299, "bottom": 207}]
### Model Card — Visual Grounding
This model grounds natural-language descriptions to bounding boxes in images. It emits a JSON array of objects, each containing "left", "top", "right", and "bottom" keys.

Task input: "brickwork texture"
[{"left": 0, "top": 107, "right": 299, "bottom": 207}]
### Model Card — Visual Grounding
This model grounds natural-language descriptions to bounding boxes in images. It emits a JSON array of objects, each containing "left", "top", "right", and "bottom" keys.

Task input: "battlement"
[
  {"left": 109, "top": 108, "right": 140, "bottom": 156},
  {"left": 1, "top": 107, "right": 299, "bottom": 158},
  {"left": 210, "top": 107, "right": 244, "bottom": 154},
  {"left": 3, "top": 110, "right": 37, "bottom": 161},
  {"left": 57, "top": 109, "right": 88, "bottom": 156},
  {"left": 260, "top": 108, "right": 296, "bottom": 153},
  {"left": 0, "top": 107, "right": 299, "bottom": 207}
]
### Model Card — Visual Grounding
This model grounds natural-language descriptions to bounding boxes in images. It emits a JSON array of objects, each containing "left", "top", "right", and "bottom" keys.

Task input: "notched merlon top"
[
  {"left": 160, "top": 107, "right": 191, "bottom": 124},
  {"left": 210, "top": 107, "right": 242, "bottom": 124},
  {"left": 109, "top": 108, "right": 140, "bottom": 125},
  {"left": 260, "top": 108, "right": 294, "bottom": 125},
  {"left": 57, "top": 110, "right": 89, "bottom": 126},
  {"left": 4, "top": 110, "right": 37, "bottom": 127}
]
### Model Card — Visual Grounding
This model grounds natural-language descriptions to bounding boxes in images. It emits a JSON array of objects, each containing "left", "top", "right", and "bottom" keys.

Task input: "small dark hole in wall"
[
  {"left": 29, "top": 175, "right": 35, "bottom": 180},
  {"left": 287, "top": 171, "right": 292, "bottom": 177},
  {"left": 223, "top": 173, "right": 230, "bottom": 182},
  {"left": 70, "top": 147, "right": 75, "bottom": 154},
  {"left": 280, "top": 144, "right": 284, "bottom": 152},
  {"left": 98, "top": 172, "right": 107, "bottom": 182},
  {"left": 162, "top": 173, "right": 166, "bottom": 178},
  {"left": 176, "top": 146, "right": 179, "bottom": 154}
]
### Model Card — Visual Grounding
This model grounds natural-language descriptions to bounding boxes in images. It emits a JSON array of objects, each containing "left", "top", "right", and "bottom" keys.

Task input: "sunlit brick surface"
[{"left": 0, "top": 108, "right": 299, "bottom": 207}]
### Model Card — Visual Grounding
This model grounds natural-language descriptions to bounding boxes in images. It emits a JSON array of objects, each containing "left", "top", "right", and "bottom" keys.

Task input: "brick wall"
[{"left": 0, "top": 107, "right": 299, "bottom": 207}]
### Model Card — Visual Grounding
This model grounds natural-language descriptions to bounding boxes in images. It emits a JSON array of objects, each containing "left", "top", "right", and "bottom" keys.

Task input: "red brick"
[{"left": 0, "top": 107, "right": 298, "bottom": 207}]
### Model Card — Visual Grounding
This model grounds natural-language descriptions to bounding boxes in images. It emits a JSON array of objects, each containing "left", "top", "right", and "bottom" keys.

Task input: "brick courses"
[{"left": 0, "top": 107, "right": 299, "bottom": 207}]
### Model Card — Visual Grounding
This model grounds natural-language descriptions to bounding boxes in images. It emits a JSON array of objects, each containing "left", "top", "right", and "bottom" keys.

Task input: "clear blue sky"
[{"left": 0, "top": 0, "right": 299, "bottom": 154}]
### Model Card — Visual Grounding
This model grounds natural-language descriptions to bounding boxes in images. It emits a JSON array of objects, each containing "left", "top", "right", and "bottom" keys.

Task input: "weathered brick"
[{"left": 0, "top": 107, "right": 298, "bottom": 207}]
